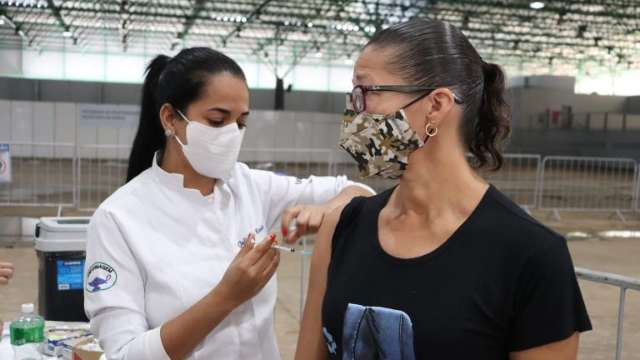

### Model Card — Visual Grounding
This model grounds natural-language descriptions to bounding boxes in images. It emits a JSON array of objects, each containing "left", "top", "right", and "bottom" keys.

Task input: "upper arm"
[
  {"left": 85, "top": 209, "right": 168, "bottom": 360},
  {"left": 249, "top": 167, "right": 355, "bottom": 230},
  {"left": 510, "top": 332, "right": 579, "bottom": 360},
  {"left": 508, "top": 234, "right": 591, "bottom": 353},
  {"left": 295, "top": 204, "right": 345, "bottom": 360},
  {"left": 85, "top": 209, "right": 145, "bottom": 317}
]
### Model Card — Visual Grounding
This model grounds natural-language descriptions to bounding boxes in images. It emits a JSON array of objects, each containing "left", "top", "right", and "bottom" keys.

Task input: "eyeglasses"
[{"left": 346, "top": 85, "right": 464, "bottom": 114}]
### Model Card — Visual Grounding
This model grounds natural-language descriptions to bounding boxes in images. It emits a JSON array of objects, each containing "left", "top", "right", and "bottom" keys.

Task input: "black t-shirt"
[{"left": 321, "top": 185, "right": 591, "bottom": 360}]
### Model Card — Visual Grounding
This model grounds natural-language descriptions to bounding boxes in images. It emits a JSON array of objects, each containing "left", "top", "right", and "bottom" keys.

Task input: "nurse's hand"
[
  {"left": 217, "top": 233, "right": 280, "bottom": 307},
  {"left": 0, "top": 262, "right": 14, "bottom": 285},
  {"left": 281, "top": 205, "right": 332, "bottom": 244}
]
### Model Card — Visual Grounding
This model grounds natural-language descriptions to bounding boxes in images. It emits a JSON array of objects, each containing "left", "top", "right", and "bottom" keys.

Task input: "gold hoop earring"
[{"left": 425, "top": 123, "right": 438, "bottom": 137}]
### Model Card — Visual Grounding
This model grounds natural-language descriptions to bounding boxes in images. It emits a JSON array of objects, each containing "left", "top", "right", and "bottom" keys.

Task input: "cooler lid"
[
  {"left": 34, "top": 217, "right": 90, "bottom": 252},
  {"left": 38, "top": 217, "right": 91, "bottom": 233}
]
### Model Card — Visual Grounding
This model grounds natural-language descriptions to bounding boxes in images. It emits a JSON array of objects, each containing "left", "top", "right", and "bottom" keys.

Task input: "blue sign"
[{"left": 56, "top": 260, "right": 85, "bottom": 291}]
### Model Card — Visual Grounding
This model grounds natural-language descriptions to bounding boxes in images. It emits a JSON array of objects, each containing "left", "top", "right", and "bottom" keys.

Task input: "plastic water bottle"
[{"left": 10, "top": 303, "right": 44, "bottom": 360}]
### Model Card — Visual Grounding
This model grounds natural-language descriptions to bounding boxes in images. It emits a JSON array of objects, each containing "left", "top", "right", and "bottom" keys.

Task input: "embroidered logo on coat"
[{"left": 86, "top": 262, "right": 117, "bottom": 293}]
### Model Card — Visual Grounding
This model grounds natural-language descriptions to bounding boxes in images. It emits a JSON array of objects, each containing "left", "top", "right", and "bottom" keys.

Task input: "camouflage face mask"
[{"left": 339, "top": 107, "right": 425, "bottom": 179}]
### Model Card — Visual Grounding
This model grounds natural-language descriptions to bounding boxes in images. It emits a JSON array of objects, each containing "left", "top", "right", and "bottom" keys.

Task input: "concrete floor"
[{"left": 1, "top": 214, "right": 639, "bottom": 360}]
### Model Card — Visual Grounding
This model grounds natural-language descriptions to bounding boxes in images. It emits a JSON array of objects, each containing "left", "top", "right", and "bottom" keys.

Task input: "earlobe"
[{"left": 158, "top": 103, "right": 177, "bottom": 136}]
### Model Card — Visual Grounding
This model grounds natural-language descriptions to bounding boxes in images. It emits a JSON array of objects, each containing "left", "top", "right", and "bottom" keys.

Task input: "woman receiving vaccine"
[{"left": 297, "top": 19, "right": 591, "bottom": 360}]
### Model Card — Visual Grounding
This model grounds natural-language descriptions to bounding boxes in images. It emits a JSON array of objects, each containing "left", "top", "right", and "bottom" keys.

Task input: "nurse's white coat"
[{"left": 84, "top": 157, "right": 371, "bottom": 360}]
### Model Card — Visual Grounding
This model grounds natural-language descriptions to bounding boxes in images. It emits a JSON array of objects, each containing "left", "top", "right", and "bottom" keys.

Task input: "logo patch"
[{"left": 86, "top": 262, "right": 117, "bottom": 293}]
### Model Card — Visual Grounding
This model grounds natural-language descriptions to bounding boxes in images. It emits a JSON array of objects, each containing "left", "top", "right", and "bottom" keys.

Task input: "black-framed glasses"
[{"left": 346, "top": 84, "right": 464, "bottom": 114}]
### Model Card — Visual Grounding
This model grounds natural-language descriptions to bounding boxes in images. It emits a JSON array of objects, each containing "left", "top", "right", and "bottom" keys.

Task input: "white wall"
[
  {"left": 0, "top": 100, "right": 345, "bottom": 161},
  {"left": 0, "top": 100, "right": 77, "bottom": 157},
  {"left": 509, "top": 87, "right": 628, "bottom": 128}
]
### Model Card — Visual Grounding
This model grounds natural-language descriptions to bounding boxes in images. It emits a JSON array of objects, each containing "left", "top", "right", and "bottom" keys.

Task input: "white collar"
[{"left": 150, "top": 152, "right": 225, "bottom": 203}]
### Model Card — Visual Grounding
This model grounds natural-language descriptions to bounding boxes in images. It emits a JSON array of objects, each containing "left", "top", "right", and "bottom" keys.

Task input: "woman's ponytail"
[
  {"left": 470, "top": 62, "right": 511, "bottom": 170},
  {"left": 126, "top": 55, "right": 171, "bottom": 182}
]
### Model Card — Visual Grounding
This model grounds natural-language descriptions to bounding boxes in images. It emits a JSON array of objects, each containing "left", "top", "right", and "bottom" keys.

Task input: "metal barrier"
[
  {"left": 575, "top": 267, "right": 640, "bottom": 360},
  {"left": 2, "top": 141, "right": 639, "bottom": 217},
  {"left": 76, "top": 147, "right": 337, "bottom": 210},
  {"left": 239, "top": 147, "right": 333, "bottom": 178},
  {"left": 77, "top": 144, "right": 131, "bottom": 211},
  {"left": 539, "top": 156, "right": 638, "bottom": 221},
  {"left": 473, "top": 154, "right": 542, "bottom": 210},
  {"left": 635, "top": 169, "right": 640, "bottom": 213},
  {"left": 0, "top": 141, "right": 76, "bottom": 207}
]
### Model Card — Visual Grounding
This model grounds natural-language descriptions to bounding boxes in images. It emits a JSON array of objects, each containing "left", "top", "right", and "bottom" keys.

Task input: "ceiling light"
[
  {"left": 315, "top": 51, "right": 323, "bottom": 58},
  {"left": 63, "top": 30, "right": 72, "bottom": 38},
  {"left": 529, "top": 2, "right": 545, "bottom": 10},
  {"left": 0, "top": 17, "right": 5, "bottom": 26}
]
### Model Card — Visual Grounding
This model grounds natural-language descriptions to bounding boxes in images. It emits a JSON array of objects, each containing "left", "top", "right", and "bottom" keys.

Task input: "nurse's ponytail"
[
  {"left": 126, "top": 55, "right": 171, "bottom": 182},
  {"left": 126, "top": 47, "right": 246, "bottom": 182}
]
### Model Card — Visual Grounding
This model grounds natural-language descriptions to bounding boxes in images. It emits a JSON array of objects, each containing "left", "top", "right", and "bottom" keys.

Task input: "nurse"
[{"left": 84, "top": 47, "right": 374, "bottom": 360}]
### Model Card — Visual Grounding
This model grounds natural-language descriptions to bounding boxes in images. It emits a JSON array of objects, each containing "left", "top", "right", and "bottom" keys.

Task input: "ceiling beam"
[
  {"left": 0, "top": 8, "right": 40, "bottom": 49},
  {"left": 220, "top": 0, "right": 274, "bottom": 45},
  {"left": 175, "top": 0, "right": 206, "bottom": 42}
]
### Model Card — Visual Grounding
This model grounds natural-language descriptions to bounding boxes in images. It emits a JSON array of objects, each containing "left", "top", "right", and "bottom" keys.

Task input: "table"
[{"left": 0, "top": 321, "right": 104, "bottom": 359}]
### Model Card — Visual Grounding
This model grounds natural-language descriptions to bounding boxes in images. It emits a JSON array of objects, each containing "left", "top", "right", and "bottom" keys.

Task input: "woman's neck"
[
  {"left": 159, "top": 143, "right": 216, "bottom": 196},
  {"left": 391, "top": 142, "right": 488, "bottom": 222}
]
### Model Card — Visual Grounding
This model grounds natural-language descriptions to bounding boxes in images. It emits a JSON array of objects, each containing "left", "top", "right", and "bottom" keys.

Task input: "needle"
[{"left": 272, "top": 244, "right": 296, "bottom": 253}]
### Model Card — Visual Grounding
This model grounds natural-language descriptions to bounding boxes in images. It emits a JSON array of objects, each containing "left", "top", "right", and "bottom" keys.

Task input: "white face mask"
[{"left": 173, "top": 110, "right": 245, "bottom": 181}]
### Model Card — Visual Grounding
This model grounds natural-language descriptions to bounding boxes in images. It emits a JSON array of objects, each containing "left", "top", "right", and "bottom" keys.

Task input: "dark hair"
[
  {"left": 126, "top": 47, "right": 246, "bottom": 181},
  {"left": 366, "top": 18, "right": 511, "bottom": 170}
]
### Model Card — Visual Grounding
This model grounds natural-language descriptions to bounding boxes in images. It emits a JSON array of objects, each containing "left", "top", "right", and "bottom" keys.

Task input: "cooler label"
[{"left": 56, "top": 260, "right": 85, "bottom": 291}]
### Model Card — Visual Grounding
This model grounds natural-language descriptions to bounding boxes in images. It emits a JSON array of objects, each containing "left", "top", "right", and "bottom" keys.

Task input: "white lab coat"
[{"left": 84, "top": 155, "right": 372, "bottom": 360}]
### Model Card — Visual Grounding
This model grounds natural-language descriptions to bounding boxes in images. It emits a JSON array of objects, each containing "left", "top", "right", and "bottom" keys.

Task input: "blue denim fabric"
[{"left": 342, "top": 303, "right": 416, "bottom": 360}]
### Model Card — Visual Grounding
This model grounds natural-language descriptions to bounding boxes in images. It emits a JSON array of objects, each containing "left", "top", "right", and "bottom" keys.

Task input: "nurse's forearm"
[
  {"left": 326, "top": 184, "right": 375, "bottom": 210},
  {"left": 160, "top": 286, "right": 237, "bottom": 360}
]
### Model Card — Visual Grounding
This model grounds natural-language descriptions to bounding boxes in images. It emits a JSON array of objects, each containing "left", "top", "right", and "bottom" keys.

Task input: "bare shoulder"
[{"left": 314, "top": 203, "right": 349, "bottom": 260}]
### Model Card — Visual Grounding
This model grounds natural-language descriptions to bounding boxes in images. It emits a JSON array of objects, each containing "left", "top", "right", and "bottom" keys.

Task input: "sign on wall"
[
  {"left": 78, "top": 104, "right": 140, "bottom": 128},
  {"left": 0, "top": 144, "right": 11, "bottom": 183}
]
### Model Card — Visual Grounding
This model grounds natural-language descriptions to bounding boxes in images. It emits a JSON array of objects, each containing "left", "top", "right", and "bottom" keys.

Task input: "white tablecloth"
[
  {"left": 0, "top": 322, "right": 104, "bottom": 360},
  {"left": 0, "top": 324, "right": 58, "bottom": 359}
]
